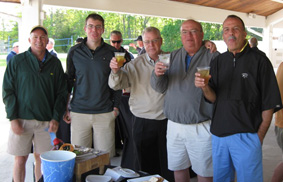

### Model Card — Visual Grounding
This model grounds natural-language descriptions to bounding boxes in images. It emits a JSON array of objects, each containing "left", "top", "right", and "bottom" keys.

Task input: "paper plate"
[
  {"left": 117, "top": 167, "right": 140, "bottom": 178},
  {"left": 127, "top": 174, "right": 168, "bottom": 182},
  {"left": 85, "top": 175, "right": 112, "bottom": 182}
]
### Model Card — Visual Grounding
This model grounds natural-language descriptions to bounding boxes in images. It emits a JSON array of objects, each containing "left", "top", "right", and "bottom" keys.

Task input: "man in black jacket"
[
  {"left": 64, "top": 13, "right": 121, "bottom": 158},
  {"left": 195, "top": 15, "right": 282, "bottom": 182},
  {"left": 110, "top": 30, "right": 134, "bottom": 62}
]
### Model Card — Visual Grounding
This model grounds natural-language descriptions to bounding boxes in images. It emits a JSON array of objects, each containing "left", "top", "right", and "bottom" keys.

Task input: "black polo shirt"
[{"left": 209, "top": 44, "right": 282, "bottom": 137}]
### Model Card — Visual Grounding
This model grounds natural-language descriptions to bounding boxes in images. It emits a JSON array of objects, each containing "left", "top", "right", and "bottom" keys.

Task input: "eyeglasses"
[
  {"left": 111, "top": 40, "right": 122, "bottom": 44},
  {"left": 181, "top": 29, "right": 200, "bottom": 35},
  {"left": 86, "top": 24, "right": 103, "bottom": 30},
  {"left": 143, "top": 38, "right": 160, "bottom": 45}
]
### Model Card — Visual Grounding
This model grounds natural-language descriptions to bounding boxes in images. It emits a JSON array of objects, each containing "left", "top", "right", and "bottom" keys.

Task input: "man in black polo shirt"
[{"left": 195, "top": 15, "right": 282, "bottom": 182}]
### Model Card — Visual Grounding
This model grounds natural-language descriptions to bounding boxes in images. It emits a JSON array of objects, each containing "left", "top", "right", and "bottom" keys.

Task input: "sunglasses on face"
[{"left": 111, "top": 40, "right": 122, "bottom": 44}]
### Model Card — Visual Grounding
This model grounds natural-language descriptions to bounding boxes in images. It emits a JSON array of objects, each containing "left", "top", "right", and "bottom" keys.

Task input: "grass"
[{"left": 0, "top": 59, "right": 7, "bottom": 67}]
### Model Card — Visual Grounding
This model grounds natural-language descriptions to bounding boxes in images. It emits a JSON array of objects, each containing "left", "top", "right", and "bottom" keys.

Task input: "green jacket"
[{"left": 2, "top": 48, "right": 67, "bottom": 122}]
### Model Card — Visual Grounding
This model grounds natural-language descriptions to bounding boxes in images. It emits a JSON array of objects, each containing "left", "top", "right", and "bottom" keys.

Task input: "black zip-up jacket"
[
  {"left": 209, "top": 43, "right": 282, "bottom": 137},
  {"left": 66, "top": 38, "right": 121, "bottom": 114}
]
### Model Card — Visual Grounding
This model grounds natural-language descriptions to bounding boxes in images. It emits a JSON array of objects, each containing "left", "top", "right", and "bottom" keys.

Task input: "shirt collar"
[
  {"left": 41, "top": 51, "right": 48, "bottom": 63},
  {"left": 229, "top": 39, "right": 248, "bottom": 53},
  {"left": 240, "top": 40, "right": 249, "bottom": 52},
  {"left": 145, "top": 53, "right": 155, "bottom": 65}
]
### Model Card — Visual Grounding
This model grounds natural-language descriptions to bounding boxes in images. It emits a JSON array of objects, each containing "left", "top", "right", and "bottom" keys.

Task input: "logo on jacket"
[{"left": 241, "top": 73, "right": 248, "bottom": 79}]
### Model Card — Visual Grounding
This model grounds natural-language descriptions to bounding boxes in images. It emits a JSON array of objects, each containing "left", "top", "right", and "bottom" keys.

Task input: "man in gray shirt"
[{"left": 151, "top": 19, "right": 219, "bottom": 182}]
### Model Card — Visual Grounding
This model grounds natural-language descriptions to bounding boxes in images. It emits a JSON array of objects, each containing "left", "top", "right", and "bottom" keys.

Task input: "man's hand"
[
  {"left": 195, "top": 72, "right": 216, "bottom": 103},
  {"left": 110, "top": 57, "right": 121, "bottom": 74},
  {"left": 204, "top": 40, "right": 217, "bottom": 53},
  {"left": 49, "top": 119, "right": 59, "bottom": 133},
  {"left": 129, "top": 43, "right": 137, "bottom": 49},
  {"left": 11, "top": 119, "right": 24, "bottom": 135},
  {"left": 63, "top": 110, "right": 71, "bottom": 124},
  {"left": 154, "top": 61, "right": 167, "bottom": 77},
  {"left": 195, "top": 72, "right": 211, "bottom": 88},
  {"left": 113, "top": 107, "right": 119, "bottom": 117}
]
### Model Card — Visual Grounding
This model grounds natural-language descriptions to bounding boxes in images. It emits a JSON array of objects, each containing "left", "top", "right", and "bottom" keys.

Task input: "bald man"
[{"left": 249, "top": 37, "right": 265, "bottom": 56}]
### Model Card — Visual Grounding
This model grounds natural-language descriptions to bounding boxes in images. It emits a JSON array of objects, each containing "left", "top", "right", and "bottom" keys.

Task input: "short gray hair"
[
  {"left": 110, "top": 30, "right": 122, "bottom": 39},
  {"left": 142, "top": 27, "right": 161, "bottom": 39}
]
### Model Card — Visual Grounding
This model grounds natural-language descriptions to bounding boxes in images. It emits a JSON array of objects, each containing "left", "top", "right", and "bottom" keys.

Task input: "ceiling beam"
[{"left": 43, "top": 0, "right": 267, "bottom": 28}]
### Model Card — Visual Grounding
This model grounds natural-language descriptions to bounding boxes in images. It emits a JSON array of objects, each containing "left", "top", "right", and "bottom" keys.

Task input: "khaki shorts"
[
  {"left": 7, "top": 119, "right": 53, "bottom": 156},
  {"left": 70, "top": 111, "right": 116, "bottom": 157},
  {"left": 167, "top": 120, "right": 213, "bottom": 177}
]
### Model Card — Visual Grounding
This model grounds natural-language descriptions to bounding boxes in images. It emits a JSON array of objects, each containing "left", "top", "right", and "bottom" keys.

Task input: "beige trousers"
[{"left": 70, "top": 111, "right": 116, "bottom": 157}]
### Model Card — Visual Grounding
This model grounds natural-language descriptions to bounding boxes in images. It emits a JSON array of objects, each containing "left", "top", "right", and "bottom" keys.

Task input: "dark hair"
[
  {"left": 225, "top": 15, "right": 245, "bottom": 30},
  {"left": 110, "top": 30, "right": 122, "bottom": 39},
  {"left": 85, "top": 13, "right": 104, "bottom": 28},
  {"left": 76, "top": 37, "right": 84, "bottom": 43}
]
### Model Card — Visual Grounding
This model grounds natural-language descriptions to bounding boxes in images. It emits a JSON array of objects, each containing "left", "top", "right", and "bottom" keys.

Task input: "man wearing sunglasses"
[{"left": 110, "top": 30, "right": 134, "bottom": 63}]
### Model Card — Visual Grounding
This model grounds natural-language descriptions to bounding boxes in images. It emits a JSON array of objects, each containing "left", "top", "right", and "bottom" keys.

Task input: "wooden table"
[{"left": 74, "top": 152, "right": 110, "bottom": 182}]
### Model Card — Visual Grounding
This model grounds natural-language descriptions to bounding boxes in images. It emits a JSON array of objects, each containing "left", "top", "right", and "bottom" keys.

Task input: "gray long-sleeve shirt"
[{"left": 151, "top": 46, "right": 219, "bottom": 124}]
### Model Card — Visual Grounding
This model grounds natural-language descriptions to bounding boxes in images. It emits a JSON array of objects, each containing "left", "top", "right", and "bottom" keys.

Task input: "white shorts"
[{"left": 167, "top": 120, "right": 213, "bottom": 177}]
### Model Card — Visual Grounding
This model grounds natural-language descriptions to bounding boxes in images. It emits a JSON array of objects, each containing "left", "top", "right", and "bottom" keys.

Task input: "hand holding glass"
[
  {"left": 197, "top": 66, "right": 210, "bottom": 82},
  {"left": 115, "top": 52, "right": 125, "bottom": 67},
  {"left": 158, "top": 54, "right": 170, "bottom": 70}
]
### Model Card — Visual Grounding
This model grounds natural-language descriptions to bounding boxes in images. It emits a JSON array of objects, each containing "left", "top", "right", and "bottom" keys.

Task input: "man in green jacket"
[{"left": 2, "top": 25, "right": 67, "bottom": 182}]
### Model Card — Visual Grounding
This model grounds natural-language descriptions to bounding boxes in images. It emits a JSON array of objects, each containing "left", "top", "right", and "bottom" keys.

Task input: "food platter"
[
  {"left": 73, "top": 145, "right": 101, "bottom": 158},
  {"left": 114, "top": 167, "right": 140, "bottom": 178}
]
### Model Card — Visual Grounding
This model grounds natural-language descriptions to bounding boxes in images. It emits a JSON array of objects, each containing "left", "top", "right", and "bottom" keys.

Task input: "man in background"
[
  {"left": 129, "top": 35, "right": 146, "bottom": 56},
  {"left": 110, "top": 30, "right": 132, "bottom": 62},
  {"left": 124, "top": 45, "right": 134, "bottom": 59},
  {"left": 75, "top": 37, "right": 84, "bottom": 44},
  {"left": 6, "top": 42, "right": 19, "bottom": 64},
  {"left": 249, "top": 37, "right": 265, "bottom": 55},
  {"left": 46, "top": 38, "right": 58, "bottom": 57},
  {"left": 3, "top": 25, "right": 67, "bottom": 182}
]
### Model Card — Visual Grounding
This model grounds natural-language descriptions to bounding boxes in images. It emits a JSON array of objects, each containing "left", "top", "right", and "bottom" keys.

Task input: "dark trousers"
[
  {"left": 56, "top": 116, "right": 71, "bottom": 143},
  {"left": 117, "top": 95, "right": 140, "bottom": 170},
  {"left": 133, "top": 117, "right": 175, "bottom": 182}
]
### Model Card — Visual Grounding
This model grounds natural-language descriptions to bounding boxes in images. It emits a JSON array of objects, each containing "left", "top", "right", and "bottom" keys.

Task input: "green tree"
[
  {"left": 201, "top": 22, "right": 222, "bottom": 40},
  {"left": 161, "top": 19, "right": 183, "bottom": 52}
]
